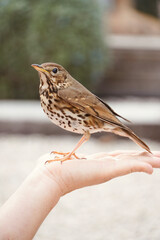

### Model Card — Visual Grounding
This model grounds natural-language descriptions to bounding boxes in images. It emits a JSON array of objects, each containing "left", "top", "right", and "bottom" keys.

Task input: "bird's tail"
[{"left": 112, "top": 127, "right": 152, "bottom": 154}]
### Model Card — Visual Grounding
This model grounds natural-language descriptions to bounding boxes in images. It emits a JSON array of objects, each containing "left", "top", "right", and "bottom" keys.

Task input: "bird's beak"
[{"left": 31, "top": 64, "right": 48, "bottom": 73}]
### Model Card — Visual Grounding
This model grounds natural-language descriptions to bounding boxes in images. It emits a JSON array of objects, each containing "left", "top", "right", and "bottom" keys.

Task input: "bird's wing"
[
  {"left": 96, "top": 96, "right": 131, "bottom": 123},
  {"left": 57, "top": 80, "right": 126, "bottom": 129}
]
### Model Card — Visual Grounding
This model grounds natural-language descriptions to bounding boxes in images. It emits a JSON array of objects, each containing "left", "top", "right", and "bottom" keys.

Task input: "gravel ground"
[{"left": 0, "top": 134, "right": 160, "bottom": 240}]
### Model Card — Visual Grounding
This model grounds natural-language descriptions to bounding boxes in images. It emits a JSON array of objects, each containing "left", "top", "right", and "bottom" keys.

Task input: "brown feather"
[
  {"left": 96, "top": 96, "right": 131, "bottom": 123},
  {"left": 58, "top": 77, "right": 151, "bottom": 153},
  {"left": 112, "top": 127, "right": 151, "bottom": 153},
  {"left": 58, "top": 78, "right": 123, "bottom": 127}
]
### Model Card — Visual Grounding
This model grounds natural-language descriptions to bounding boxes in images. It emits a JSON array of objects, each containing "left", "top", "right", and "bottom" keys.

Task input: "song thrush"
[{"left": 32, "top": 62, "right": 151, "bottom": 162}]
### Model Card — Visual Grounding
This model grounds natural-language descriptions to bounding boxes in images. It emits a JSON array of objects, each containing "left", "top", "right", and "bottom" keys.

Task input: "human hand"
[
  {"left": 42, "top": 150, "right": 160, "bottom": 195},
  {"left": 1, "top": 150, "right": 160, "bottom": 240}
]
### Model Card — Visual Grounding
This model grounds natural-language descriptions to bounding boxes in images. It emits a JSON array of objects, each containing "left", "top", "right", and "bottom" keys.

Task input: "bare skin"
[{"left": 0, "top": 151, "right": 160, "bottom": 240}]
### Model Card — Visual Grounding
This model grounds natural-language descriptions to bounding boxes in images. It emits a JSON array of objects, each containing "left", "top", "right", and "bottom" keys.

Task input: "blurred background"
[{"left": 0, "top": 0, "right": 160, "bottom": 239}]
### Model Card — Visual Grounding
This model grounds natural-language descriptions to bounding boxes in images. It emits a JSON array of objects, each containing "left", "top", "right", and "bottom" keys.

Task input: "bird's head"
[{"left": 31, "top": 62, "right": 71, "bottom": 91}]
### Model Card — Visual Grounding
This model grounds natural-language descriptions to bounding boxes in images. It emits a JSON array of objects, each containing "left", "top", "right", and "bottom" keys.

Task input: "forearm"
[{"left": 0, "top": 164, "right": 61, "bottom": 240}]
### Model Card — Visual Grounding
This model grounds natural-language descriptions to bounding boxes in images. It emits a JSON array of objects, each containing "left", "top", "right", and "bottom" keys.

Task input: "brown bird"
[{"left": 32, "top": 62, "right": 151, "bottom": 162}]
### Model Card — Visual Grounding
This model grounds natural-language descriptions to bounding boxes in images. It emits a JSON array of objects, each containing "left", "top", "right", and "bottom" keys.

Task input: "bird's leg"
[
  {"left": 46, "top": 131, "right": 90, "bottom": 163},
  {"left": 65, "top": 131, "right": 90, "bottom": 159}
]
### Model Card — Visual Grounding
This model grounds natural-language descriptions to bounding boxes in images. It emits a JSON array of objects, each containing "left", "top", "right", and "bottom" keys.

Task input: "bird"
[{"left": 31, "top": 62, "right": 151, "bottom": 162}]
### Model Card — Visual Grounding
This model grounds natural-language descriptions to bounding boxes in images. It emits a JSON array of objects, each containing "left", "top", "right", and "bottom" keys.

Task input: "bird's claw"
[{"left": 50, "top": 151, "right": 79, "bottom": 159}]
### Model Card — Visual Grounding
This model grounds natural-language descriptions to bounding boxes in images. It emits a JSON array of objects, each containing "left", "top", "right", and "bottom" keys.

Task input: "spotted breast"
[{"left": 40, "top": 88, "right": 104, "bottom": 134}]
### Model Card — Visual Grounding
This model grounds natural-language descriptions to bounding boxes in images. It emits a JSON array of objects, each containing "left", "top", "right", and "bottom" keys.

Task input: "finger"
[
  {"left": 86, "top": 152, "right": 110, "bottom": 160},
  {"left": 140, "top": 156, "right": 160, "bottom": 168},
  {"left": 152, "top": 151, "right": 160, "bottom": 158},
  {"left": 115, "top": 159, "right": 153, "bottom": 176},
  {"left": 109, "top": 150, "right": 160, "bottom": 159},
  {"left": 64, "top": 157, "right": 153, "bottom": 182},
  {"left": 115, "top": 152, "right": 160, "bottom": 168},
  {"left": 107, "top": 150, "right": 139, "bottom": 157}
]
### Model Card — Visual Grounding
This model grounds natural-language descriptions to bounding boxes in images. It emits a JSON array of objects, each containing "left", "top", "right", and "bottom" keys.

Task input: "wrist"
[
  {"left": 0, "top": 163, "right": 62, "bottom": 239},
  {"left": 43, "top": 161, "right": 72, "bottom": 196},
  {"left": 37, "top": 163, "right": 64, "bottom": 198}
]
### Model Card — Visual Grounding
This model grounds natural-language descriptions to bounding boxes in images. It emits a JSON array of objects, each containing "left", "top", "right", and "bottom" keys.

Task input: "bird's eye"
[{"left": 52, "top": 68, "right": 58, "bottom": 74}]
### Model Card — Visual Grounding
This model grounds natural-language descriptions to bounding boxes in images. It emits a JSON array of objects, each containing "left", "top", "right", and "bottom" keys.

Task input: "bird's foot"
[
  {"left": 51, "top": 151, "right": 79, "bottom": 159},
  {"left": 45, "top": 156, "right": 72, "bottom": 164},
  {"left": 45, "top": 151, "right": 80, "bottom": 164}
]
